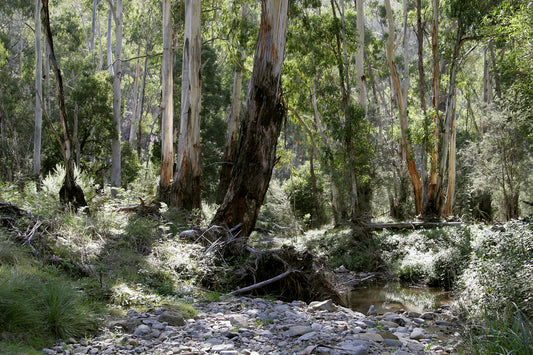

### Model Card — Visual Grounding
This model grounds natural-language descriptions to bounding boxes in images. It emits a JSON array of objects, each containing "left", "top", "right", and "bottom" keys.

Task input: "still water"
[{"left": 341, "top": 282, "right": 451, "bottom": 314}]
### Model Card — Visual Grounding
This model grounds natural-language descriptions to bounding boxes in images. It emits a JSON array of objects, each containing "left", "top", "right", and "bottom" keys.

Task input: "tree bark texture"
[
  {"left": 211, "top": 0, "right": 289, "bottom": 255},
  {"left": 424, "top": 0, "right": 442, "bottom": 218},
  {"left": 33, "top": 0, "right": 42, "bottom": 179},
  {"left": 110, "top": 0, "right": 123, "bottom": 188},
  {"left": 159, "top": 0, "right": 174, "bottom": 195},
  {"left": 385, "top": 0, "right": 423, "bottom": 215},
  {"left": 355, "top": 0, "right": 366, "bottom": 109},
  {"left": 217, "top": 4, "right": 249, "bottom": 204},
  {"left": 171, "top": 0, "right": 202, "bottom": 210},
  {"left": 42, "top": 0, "right": 87, "bottom": 210}
]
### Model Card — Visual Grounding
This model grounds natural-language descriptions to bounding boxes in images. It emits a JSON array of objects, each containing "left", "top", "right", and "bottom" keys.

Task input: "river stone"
[
  {"left": 298, "top": 331, "right": 317, "bottom": 341},
  {"left": 410, "top": 327, "right": 427, "bottom": 340},
  {"left": 285, "top": 325, "right": 314, "bottom": 337},
  {"left": 230, "top": 315, "right": 248, "bottom": 328},
  {"left": 337, "top": 341, "right": 369, "bottom": 355},
  {"left": 309, "top": 299, "right": 336, "bottom": 312},
  {"left": 158, "top": 311, "right": 185, "bottom": 326},
  {"left": 378, "top": 330, "right": 399, "bottom": 340},
  {"left": 133, "top": 324, "right": 151, "bottom": 337},
  {"left": 407, "top": 311, "right": 421, "bottom": 318},
  {"left": 357, "top": 333, "right": 384, "bottom": 342},
  {"left": 436, "top": 319, "right": 451, "bottom": 327},
  {"left": 421, "top": 312, "right": 436, "bottom": 320},
  {"left": 367, "top": 304, "right": 377, "bottom": 316},
  {"left": 379, "top": 320, "right": 399, "bottom": 328}
]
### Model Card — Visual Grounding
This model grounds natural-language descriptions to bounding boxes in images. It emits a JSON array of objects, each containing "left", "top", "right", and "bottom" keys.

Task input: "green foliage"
[
  {"left": 378, "top": 226, "right": 472, "bottom": 288},
  {"left": 255, "top": 179, "right": 300, "bottom": 237},
  {"left": 283, "top": 161, "right": 330, "bottom": 228},
  {"left": 456, "top": 221, "right": 533, "bottom": 318}
]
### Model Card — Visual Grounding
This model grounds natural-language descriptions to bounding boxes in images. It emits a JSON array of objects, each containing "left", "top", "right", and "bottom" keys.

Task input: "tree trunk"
[
  {"left": 385, "top": 0, "right": 423, "bottom": 215},
  {"left": 106, "top": 1, "right": 114, "bottom": 76},
  {"left": 159, "top": 0, "right": 174, "bottom": 195},
  {"left": 416, "top": 0, "right": 428, "bottom": 208},
  {"left": 42, "top": 0, "right": 87, "bottom": 210},
  {"left": 110, "top": 0, "right": 122, "bottom": 188},
  {"left": 211, "top": 0, "right": 289, "bottom": 256},
  {"left": 355, "top": 0, "right": 366, "bottom": 109},
  {"left": 129, "top": 43, "right": 142, "bottom": 146},
  {"left": 424, "top": 0, "right": 441, "bottom": 219},
  {"left": 33, "top": 0, "right": 42, "bottom": 181},
  {"left": 171, "top": 0, "right": 202, "bottom": 210},
  {"left": 217, "top": 68, "right": 242, "bottom": 204},
  {"left": 90, "top": 0, "right": 97, "bottom": 53},
  {"left": 217, "top": 4, "right": 249, "bottom": 204}
]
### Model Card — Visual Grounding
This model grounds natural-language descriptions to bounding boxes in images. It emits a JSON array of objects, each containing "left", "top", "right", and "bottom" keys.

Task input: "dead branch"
[
  {"left": 364, "top": 221, "right": 461, "bottom": 231},
  {"left": 230, "top": 268, "right": 299, "bottom": 295}
]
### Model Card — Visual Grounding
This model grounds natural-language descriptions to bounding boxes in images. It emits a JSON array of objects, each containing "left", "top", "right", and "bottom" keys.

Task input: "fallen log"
[
  {"left": 364, "top": 221, "right": 462, "bottom": 231},
  {"left": 230, "top": 268, "right": 298, "bottom": 295}
]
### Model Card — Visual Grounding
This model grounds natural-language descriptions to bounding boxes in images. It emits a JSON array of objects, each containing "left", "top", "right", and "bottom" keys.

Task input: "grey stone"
[
  {"left": 367, "top": 304, "right": 377, "bottom": 316},
  {"left": 133, "top": 324, "right": 151, "bottom": 337},
  {"left": 384, "top": 338, "right": 402, "bottom": 347},
  {"left": 158, "top": 311, "right": 186, "bottom": 326},
  {"left": 298, "top": 331, "right": 317, "bottom": 341},
  {"left": 230, "top": 315, "right": 248, "bottom": 328},
  {"left": 407, "top": 311, "right": 421, "bottom": 318},
  {"left": 410, "top": 327, "right": 427, "bottom": 340},
  {"left": 286, "top": 325, "right": 314, "bottom": 337},
  {"left": 357, "top": 333, "right": 384, "bottom": 342},
  {"left": 309, "top": 299, "right": 336, "bottom": 312},
  {"left": 211, "top": 343, "right": 235, "bottom": 352},
  {"left": 336, "top": 341, "right": 369, "bottom": 355},
  {"left": 421, "top": 312, "right": 436, "bottom": 320}
]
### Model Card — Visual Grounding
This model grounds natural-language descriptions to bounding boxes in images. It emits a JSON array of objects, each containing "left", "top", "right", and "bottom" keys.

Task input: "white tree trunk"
[
  {"left": 355, "top": 0, "right": 366, "bottom": 108},
  {"left": 172, "top": 0, "right": 203, "bottom": 209},
  {"left": 110, "top": 0, "right": 122, "bottom": 188},
  {"left": 160, "top": 0, "right": 174, "bottom": 189},
  {"left": 107, "top": 1, "right": 114, "bottom": 76},
  {"left": 33, "top": 0, "right": 42, "bottom": 178}
]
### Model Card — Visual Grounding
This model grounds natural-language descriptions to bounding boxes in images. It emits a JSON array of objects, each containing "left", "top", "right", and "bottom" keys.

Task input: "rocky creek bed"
[{"left": 42, "top": 295, "right": 462, "bottom": 354}]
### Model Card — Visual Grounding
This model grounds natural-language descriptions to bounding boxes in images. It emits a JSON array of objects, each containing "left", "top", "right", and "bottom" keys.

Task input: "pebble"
[{"left": 43, "top": 297, "right": 461, "bottom": 354}]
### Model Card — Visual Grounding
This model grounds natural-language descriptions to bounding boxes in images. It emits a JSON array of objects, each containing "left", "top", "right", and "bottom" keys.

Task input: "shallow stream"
[{"left": 341, "top": 282, "right": 451, "bottom": 314}]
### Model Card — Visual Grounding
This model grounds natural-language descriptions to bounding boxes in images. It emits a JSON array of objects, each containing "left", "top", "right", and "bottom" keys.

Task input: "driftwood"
[
  {"left": 364, "top": 221, "right": 461, "bottom": 231},
  {"left": 230, "top": 268, "right": 298, "bottom": 295}
]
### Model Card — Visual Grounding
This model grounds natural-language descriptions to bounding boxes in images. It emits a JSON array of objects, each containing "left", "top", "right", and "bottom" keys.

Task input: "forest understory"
[{"left": 1, "top": 179, "right": 532, "bottom": 354}]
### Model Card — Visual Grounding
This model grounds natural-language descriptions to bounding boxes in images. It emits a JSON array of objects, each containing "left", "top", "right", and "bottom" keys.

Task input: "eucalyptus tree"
[
  {"left": 41, "top": 0, "right": 87, "bottom": 209},
  {"left": 211, "top": 0, "right": 289, "bottom": 256},
  {"left": 33, "top": 0, "right": 42, "bottom": 181}
]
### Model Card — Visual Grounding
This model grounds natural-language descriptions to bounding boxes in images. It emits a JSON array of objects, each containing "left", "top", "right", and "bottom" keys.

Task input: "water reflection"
[{"left": 341, "top": 282, "right": 450, "bottom": 314}]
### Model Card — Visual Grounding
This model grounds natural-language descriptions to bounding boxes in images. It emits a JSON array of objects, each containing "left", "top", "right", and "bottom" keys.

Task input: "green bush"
[
  {"left": 283, "top": 162, "right": 330, "bottom": 228},
  {"left": 456, "top": 221, "right": 533, "bottom": 318},
  {"left": 378, "top": 226, "right": 472, "bottom": 288}
]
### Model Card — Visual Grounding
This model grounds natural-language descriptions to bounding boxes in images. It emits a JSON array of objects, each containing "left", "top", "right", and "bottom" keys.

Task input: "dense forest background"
[{"left": 1, "top": 0, "right": 532, "bottom": 224}]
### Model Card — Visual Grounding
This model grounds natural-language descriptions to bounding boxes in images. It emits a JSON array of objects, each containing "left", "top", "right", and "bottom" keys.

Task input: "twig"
[{"left": 230, "top": 268, "right": 299, "bottom": 295}]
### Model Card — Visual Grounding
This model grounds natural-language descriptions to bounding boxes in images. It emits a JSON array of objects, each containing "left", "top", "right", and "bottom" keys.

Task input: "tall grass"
[
  {"left": 0, "top": 266, "right": 98, "bottom": 348},
  {"left": 466, "top": 304, "right": 533, "bottom": 355}
]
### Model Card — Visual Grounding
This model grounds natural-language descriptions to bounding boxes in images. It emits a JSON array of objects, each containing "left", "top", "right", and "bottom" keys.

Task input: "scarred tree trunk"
[
  {"left": 211, "top": 0, "right": 289, "bottom": 255},
  {"left": 42, "top": 0, "right": 87, "bottom": 210}
]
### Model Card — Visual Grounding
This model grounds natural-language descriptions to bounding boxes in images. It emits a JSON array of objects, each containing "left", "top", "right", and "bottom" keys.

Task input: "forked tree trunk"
[
  {"left": 171, "top": 0, "right": 202, "bottom": 210},
  {"left": 42, "top": 0, "right": 87, "bottom": 210},
  {"left": 385, "top": 0, "right": 423, "bottom": 215},
  {"left": 211, "top": 0, "right": 289, "bottom": 255}
]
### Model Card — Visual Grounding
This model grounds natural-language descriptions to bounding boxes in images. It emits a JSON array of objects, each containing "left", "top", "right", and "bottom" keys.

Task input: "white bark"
[
  {"left": 355, "top": 0, "right": 366, "bottom": 108},
  {"left": 33, "top": 0, "right": 42, "bottom": 178},
  {"left": 107, "top": 1, "right": 114, "bottom": 76},
  {"left": 110, "top": 0, "right": 123, "bottom": 188},
  {"left": 160, "top": 0, "right": 174, "bottom": 188}
]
